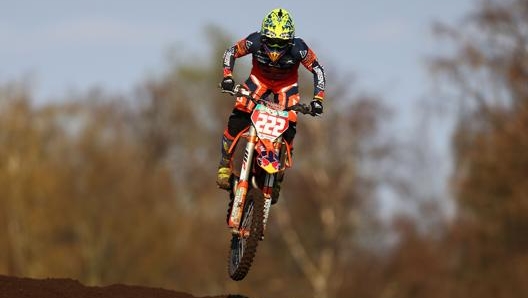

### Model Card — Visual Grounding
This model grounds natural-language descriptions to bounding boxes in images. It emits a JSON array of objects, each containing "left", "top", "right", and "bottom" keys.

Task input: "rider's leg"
[
  {"left": 216, "top": 109, "right": 252, "bottom": 189},
  {"left": 272, "top": 122, "right": 296, "bottom": 204},
  {"left": 269, "top": 81, "right": 300, "bottom": 203},
  {"left": 271, "top": 83, "right": 299, "bottom": 203},
  {"left": 218, "top": 77, "right": 266, "bottom": 189},
  {"left": 217, "top": 130, "right": 235, "bottom": 189}
]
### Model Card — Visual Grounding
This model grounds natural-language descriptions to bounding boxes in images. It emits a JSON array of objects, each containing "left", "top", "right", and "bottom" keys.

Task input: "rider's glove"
[
  {"left": 310, "top": 99, "right": 323, "bottom": 116},
  {"left": 221, "top": 76, "right": 235, "bottom": 92}
]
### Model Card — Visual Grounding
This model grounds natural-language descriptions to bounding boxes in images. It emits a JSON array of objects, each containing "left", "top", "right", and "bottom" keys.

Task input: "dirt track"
[{"left": 0, "top": 275, "right": 248, "bottom": 298}]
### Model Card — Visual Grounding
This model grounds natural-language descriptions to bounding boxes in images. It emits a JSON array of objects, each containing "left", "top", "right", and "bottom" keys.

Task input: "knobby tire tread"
[{"left": 228, "top": 188, "right": 265, "bottom": 280}]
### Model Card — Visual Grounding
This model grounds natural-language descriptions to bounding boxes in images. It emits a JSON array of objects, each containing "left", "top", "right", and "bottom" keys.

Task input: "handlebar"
[{"left": 221, "top": 84, "right": 316, "bottom": 116}]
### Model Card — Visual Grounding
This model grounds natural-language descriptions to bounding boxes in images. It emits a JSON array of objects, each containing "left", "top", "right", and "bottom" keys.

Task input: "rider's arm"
[
  {"left": 297, "top": 39, "right": 326, "bottom": 101},
  {"left": 222, "top": 32, "right": 260, "bottom": 77}
]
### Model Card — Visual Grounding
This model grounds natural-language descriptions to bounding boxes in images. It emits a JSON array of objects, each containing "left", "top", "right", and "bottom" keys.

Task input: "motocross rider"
[{"left": 217, "top": 8, "right": 326, "bottom": 199}]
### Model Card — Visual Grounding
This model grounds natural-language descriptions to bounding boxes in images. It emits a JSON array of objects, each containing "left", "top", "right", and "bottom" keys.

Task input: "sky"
[
  {"left": 1, "top": 0, "right": 477, "bottom": 219},
  {"left": 1, "top": 0, "right": 475, "bottom": 104}
]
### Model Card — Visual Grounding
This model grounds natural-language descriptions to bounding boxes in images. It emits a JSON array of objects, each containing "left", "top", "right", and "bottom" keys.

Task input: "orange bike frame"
[{"left": 228, "top": 126, "right": 258, "bottom": 228}]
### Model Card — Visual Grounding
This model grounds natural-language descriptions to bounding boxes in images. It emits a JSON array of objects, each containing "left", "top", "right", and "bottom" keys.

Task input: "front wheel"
[{"left": 228, "top": 188, "right": 264, "bottom": 280}]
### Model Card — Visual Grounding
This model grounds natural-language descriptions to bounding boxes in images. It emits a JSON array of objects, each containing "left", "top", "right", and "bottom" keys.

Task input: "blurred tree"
[
  {"left": 431, "top": 0, "right": 528, "bottom": 296},
  {"left": 0, "top": 86, "right": 184, "bottom": 285},
  {"left": 0, "top": 84, "right": 36, "bottom": 276},
  {"left": 129, "top": 26, "right": 235, "bottom": 292},
  {"left": 0, "top": 25, "right": 392, "bottom": 298}
]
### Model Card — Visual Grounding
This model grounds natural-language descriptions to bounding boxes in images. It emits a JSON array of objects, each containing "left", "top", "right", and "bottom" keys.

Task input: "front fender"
[{"left": 255, "top": 145, "right": 281, "bottom": 174}]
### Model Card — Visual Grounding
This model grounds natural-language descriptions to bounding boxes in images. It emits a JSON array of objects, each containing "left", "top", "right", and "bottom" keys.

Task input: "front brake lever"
[{"left": 221, "top": 89, "right": 237, "bottom": 96}]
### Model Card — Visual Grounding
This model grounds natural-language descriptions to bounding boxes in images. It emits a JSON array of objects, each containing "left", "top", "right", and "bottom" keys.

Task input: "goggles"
[{"left": 262, "top": 37, "right": 291, "bottom": 49}]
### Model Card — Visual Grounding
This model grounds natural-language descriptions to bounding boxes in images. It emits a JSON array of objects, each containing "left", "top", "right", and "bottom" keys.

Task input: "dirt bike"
[{"left": 221, "top": 85, "right": 315, "bottom": 280}]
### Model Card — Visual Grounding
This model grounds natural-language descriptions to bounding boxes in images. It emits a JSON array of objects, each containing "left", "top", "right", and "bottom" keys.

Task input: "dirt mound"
[{"left": 0, "top": 275, "right": 248, "bottom": 298}]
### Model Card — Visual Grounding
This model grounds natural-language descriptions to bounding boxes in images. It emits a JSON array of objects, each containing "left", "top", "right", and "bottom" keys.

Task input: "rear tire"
[{"left": 228, "top": 188, "right": 264, "bottom": 280}]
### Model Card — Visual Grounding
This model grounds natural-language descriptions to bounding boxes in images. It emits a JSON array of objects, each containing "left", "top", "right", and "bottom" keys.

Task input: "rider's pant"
[
  {"left": 233, "top": 74, "right": 300, "bottom": 122},
  {"left": 218, "top": 75, "right": 299, "bottom": 168}
]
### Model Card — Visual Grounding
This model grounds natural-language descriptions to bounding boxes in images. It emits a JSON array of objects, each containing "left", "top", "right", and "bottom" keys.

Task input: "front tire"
[{"left": 228, "top": 188, "right": 264, "bottom": 280}]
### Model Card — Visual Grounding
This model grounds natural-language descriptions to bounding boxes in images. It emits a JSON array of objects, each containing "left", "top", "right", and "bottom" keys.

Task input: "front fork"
[
  {"left": 228, "top": 126, "right": 257, "bottom": 229},
  {"left": 228, "top": 129, "right": 282, "bottom": 235}
]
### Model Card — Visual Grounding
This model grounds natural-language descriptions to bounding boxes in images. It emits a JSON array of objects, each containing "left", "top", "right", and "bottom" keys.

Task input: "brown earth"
[{"left": 0, "top": 275, "right": 248, "bottom": 298}]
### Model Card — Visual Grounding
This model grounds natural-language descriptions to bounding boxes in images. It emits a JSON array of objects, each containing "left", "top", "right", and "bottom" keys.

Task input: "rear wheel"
[{"left": 228, "top": 188, "right": 264, "bottom": 280}]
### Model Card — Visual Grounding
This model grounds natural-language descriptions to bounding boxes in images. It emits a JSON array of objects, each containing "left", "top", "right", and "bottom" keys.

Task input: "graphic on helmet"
[
  {"left": 260, "top": 8, "right": 295, "bottom": 62},
  {"left": 261, "top": 8, "right": 295, "bottom": 40}
]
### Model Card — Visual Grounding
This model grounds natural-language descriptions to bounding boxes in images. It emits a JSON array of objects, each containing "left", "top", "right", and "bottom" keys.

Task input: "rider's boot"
[{"left": 217, "top": 132, "right": 234, "bottom": 190}]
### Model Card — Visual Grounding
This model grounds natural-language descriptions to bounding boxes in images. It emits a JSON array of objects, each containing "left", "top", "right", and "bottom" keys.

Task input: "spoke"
[
  {"left": 241, "top": 203, "right": 254, "bottom": 231},
  {"left": 239, "top": 240, "right": 244, "bottom": 263}
]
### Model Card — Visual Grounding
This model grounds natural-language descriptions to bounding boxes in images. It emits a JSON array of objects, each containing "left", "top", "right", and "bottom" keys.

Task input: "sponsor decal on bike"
[
  {"left": 241, "top": 150, "right": 250, "bottom": 172},
  {"left": 256, "top": 145, "right": 280, "bottom": 173}
]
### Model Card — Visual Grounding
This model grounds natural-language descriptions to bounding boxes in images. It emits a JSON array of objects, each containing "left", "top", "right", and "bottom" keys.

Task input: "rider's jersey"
[{"left": 223, "top": 31, "right": 326, "bottom": 101}]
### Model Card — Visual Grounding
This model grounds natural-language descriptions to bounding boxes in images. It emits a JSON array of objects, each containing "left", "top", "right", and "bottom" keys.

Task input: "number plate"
[{"left": 250, "top": 104, "right": 289, "bottom": 140}]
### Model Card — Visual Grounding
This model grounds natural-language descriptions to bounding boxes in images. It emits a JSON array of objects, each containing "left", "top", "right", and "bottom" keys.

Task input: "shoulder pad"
[{"left": 291, "top": 37, "right": 309, "bottom": 59}]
